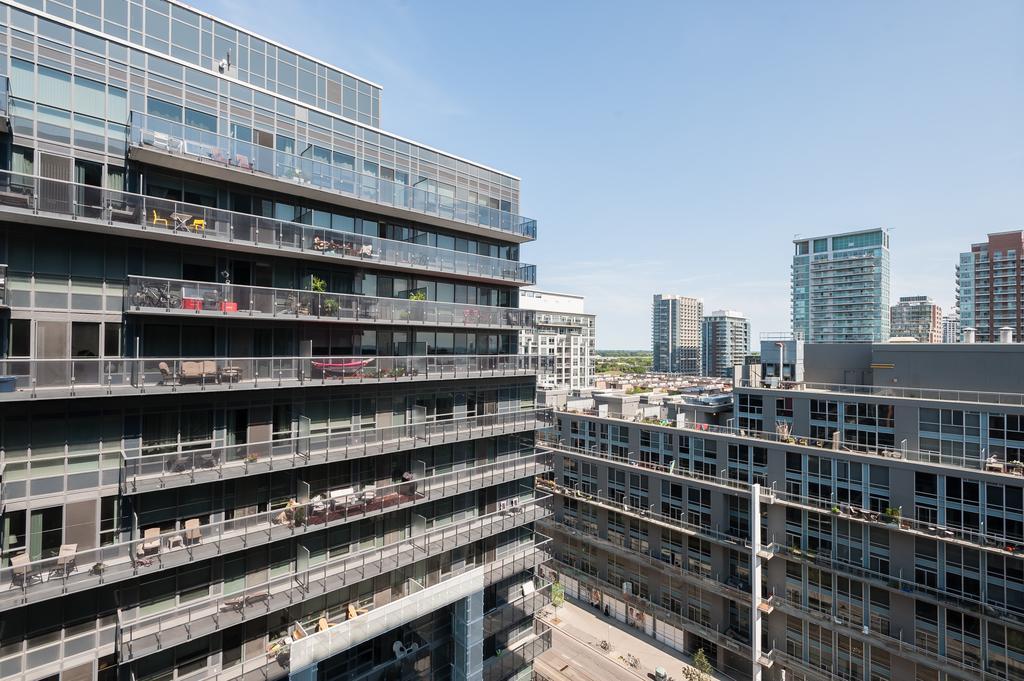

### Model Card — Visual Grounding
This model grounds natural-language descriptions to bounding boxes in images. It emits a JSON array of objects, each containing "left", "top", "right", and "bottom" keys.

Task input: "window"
[
  {"left": 147, "top": 96, "right": 182, "bottom": 122},
  {"left": 9, "top": 319, "right": 30, "bottom": 357},
  {"left": 184, "top": 108, "right": 217, "bottom": 132}
]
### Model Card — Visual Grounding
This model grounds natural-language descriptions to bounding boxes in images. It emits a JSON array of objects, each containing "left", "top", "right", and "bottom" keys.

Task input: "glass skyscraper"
[
  {"left": 792, "top": 229, "right": 891, "bottom": 343},
  {"left": 0, "top": 2, "right": 551, "bottom": 680}
]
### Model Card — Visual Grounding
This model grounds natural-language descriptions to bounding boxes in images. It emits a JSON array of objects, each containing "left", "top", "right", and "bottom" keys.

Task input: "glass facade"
[
  {"left": 792, "top": 229, "right": 891, "bottom": 343},
  {"left": 0, "top": 2, "right": 548, "bottom": 681}
]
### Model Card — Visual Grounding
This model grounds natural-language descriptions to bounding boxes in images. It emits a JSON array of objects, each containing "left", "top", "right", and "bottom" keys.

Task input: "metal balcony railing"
[
  {"left": 538, "top": 520, "right": 752, "bottom": 604},
  {"left": 126, "top": 275, "right": 535, "bottom": 330},
  {"left": 771, "top": 594, "right": 999, "bottom": 681},
  {"left": 735, "top": 377, "right": 1024, "bottom": 408},
  {"left": 482, "top": 622, "right": 552, "bottom": 681},
  {"left": 559, "top": 408, "right": 1024, "bottom": 478},
  {"left": 117, "top": 409, "right": 551, "bottom": 495},
  {"left": 0, "top": 169, "right": 535, "bottom": 284},
  {"left": 544, "top": 480, "right": 777, "bottom": 554},
  {"left": 483, "top": 577, "right": 552, "bottom": 637},
  {"left": 128, "top": 112, "right": 537, "bottom": 240},
  {"left": 777, "top": 545, "right": 1024, "bottom": 625},
  {"left": 117, "top": 497, "right": 550, "bottom": 662},
  {"left": 0, "top": 353, "right": 543, "bottom": 401},
  {"left": 0, "top": 452, "right": 551, "bottom": 612}
]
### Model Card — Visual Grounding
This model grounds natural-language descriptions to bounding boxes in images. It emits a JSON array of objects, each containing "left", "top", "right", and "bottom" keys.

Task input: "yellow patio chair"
[
  {"left": 151, "top": 210, "right": 170, "bottom": 228},
  {"left": 191, "top": 218, "right": 206, "bottom": 233}
]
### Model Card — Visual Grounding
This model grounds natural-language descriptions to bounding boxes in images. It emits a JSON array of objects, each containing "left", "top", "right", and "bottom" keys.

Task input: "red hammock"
[{"left": 312, "top": 358, "right": 376, "bottom": 373}]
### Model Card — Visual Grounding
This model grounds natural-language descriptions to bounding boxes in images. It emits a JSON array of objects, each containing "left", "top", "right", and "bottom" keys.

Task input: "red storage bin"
[
  {"left": 220, "top": 301, "right": 238, "bottom": 312},
  {"left": 182, "top": 297, "right": 203, "bottom": 310}
]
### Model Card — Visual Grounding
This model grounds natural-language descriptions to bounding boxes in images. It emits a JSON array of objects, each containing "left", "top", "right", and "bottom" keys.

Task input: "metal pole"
[{"left": 752, "top": 482, "right": 763, "bottom": 681}]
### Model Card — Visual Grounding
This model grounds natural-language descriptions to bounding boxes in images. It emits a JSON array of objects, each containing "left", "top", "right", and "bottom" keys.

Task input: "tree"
[
  {"left": 551, "top": 582, "right": 565, "bottom": 609},
  {"left": 693, "top": 648, "right": 713, "bottom": 681}
]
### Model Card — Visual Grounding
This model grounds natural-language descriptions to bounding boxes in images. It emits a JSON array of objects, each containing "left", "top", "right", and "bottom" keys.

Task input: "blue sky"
[{"left": 199, "top": 0, "right": 1024, "bottom": 349}]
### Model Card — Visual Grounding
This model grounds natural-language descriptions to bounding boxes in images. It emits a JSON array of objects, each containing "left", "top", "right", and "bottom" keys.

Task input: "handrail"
[
  {"left": 126, "top": 274, "right": 535, "bottom": 330},
  {"left": 0, "top": 452, "right": 552, "bottom": 605},
  {"left": 772, "top": 594, "right": 994, "bottom": 681},
  {"left": 544, "top": 479, "right": 774, "bottom": 552},
  {"left": 0, "top": 353, "right": 543, "bottom": 400},
  {"left": 0, "top": 169, "right": 535, "bottom": 284},
  {"left": 129, "top": 112, "right": 537, "bottom": 240},
  {"left": 557, "top": 409, "right": 1024, "bottom": 477},
  {"left": 117, "top": 496, "right": 550, "bottom": 659},
  {"left": 779, "top": 545, "right": 1024, "bottom": 623},
  {"left": 771, "top": 488, "right": 1024, "bottom": 555},
  {"left": 118, "top": 409, "right": 551, "bottom": 493},
  {"left": 735, "top": 377, "right": 1024, "bottom": 408}
]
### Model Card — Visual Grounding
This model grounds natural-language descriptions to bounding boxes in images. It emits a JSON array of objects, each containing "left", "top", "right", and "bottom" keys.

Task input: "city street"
[{"left": 535, "top": 598, "right": 732, "bottom": 681}]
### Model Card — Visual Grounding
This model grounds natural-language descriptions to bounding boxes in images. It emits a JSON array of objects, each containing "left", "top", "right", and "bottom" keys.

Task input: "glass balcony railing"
[
  {"left": 118, "top": 409, "right": 551, "bottom": 495},
  {"left": 482, "top": 622, "right": 552, "bottom": 681},
  {"left": 128, "top": 112, "right": 537, "bottom": 241},
  {"left": 0, "top": 264, "right": 7, "bottom": 307},
  {"left": 116, "top": 497, "right": 550, "bottom": 662},
  {"left": 0, "top": 353, "right": 543, "bottom": 401},
  {"left": 483, "top": 576, "right": 552, "bottom": 637},
  {"left": 126, "top": 275, "right": 535, "bottom": 330},
  {"left": 0, "top": 452, "right": 551, "bottom": 612},
  {"left": 547, "top": 558, "right": 753, "bottom": 658},
  {"left": 0, "top": 75, "right": 8, "bottom": 129},
  {"left": 289, "top": 564, "right": 490, "bottom": 675},
  {"left": 0, "top": 170, "right": 535, "bottom": 285},
  {"left": 544, "top": 479, "right": 776, "bottom": 553},
  {"left": 538, "top": 520, "right": 751, "bottom": 604},
  {"left": 771, "top": 594, "right": 1005, "bottom": 681}
]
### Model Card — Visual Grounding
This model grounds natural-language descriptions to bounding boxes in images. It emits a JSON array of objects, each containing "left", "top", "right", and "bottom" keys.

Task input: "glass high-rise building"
[
  {"left": 0, "top": 2, "right": 552, "bottom": 680},
  {"left": 701, "top": 309, "right": 750, "bottom": 378},
  {"left": 792, "top": 229, "right": 891, "bottom": 343},
  {"left": 958, "top": 230, "right": 1024, "bottom": 343},
  {"left": 651, "top": 294, "right": 703, "bottom": 375}
]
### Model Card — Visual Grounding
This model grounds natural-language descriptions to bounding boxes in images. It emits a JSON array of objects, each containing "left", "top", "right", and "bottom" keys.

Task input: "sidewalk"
[{"left": 538, "top": 597, "right": 738, "bottom": 681}]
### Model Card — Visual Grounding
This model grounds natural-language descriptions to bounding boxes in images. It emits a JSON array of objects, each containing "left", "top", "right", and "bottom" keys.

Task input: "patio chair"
[
  {"left": 10, "top": 552, "right": 38, "bottom": 588},
  {"left": 151, "top": 210, "right": 170, "bottom": 228},
  {"left": 138, "top": 527, "right": 162, "bottom": 556},
  {"left": 52, "top": 544, "right": 78, "bottom": 577},
  {"left": 184, "top": 518, "right": 202, "bottom": 545},
  {"left": 191, "top": 218, "right": 206, "bottom": 233}
]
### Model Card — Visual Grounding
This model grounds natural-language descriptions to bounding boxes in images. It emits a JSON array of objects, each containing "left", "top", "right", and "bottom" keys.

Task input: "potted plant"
[
  {"left": 246, "top": 452, "right": 259, "bottom": 463},
  {"left": 309, "top": 275, "right": 327, "bottom": 316},
  {"left": 408, "top": 290, "right": 426, "bottom": 301},
  {"left": 323, "top": 297, "right": 339, "bottom": 316},
  {"left": 884, "top": 507, "right": 901, "bottom": 524},
  {"left": 831, "top": 505, "right": 841, "bottom": 514}
]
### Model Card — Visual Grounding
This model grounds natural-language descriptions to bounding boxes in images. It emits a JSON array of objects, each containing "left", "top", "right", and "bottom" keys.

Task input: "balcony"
[
  {"left": 0, "top": 353, "right": 542, "bottom": 402},
  {"left": 483, "top": 577, "right": 552, "bottom": 637},
  {"left": 128, "top": 113, "right": 537, "bottom": 242},
  {"left": 771, "top": 594, "right": 1001, "bottom": 681},
  {"left": 483, "top": 622, "right": 552, "bottom": 681},
  {"left": 545, "top": 480, "right": 774, "bottom": 554},
  {"left": 772, "top": 488, "right": 1024, "bottom": 557},
  {"left": 117, "top": 497, "right": 550, "bottom": 662},
  {"left": 547, "top": 558, "right": 752, "bottom": 659},
  {"left": 538, "top": 520, "right": 751, "bottom": 604},
  {"left": 777, "top": 545, "right": 1024, "bottom": 626},
  {"left": 289, "top": 566, "right": 488, "bottom": 676},
  {"left": 0, "top": 170, "right": 535, "bottom": 285},
  {"left": 0, "top": 452, "right": 551, "bottom": 612},
  {"left": 118, "top": 409, "right": 550, "bottom": 495},
  {"left": 126, "top": 275, "right": 535, "bottom": 330}
]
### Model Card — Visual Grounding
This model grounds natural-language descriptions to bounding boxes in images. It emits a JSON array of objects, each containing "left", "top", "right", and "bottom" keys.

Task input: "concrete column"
[
  {"left": 751, "top": 483, "right": 763, "bottom": 681},
  {"left": 452, "top": 590, "right": 484, "bottom": 681}
]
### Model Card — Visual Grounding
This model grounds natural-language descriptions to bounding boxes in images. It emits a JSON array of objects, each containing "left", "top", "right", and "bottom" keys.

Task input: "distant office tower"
[
  {"left": 520, "top": 289, "right": 596, "bottom": 389},
  {"left": 942, "top": 313, "right": 962, "bottom": 343},
  {"left": 958, "top": 230, "right": 1024, "bottom": 342},
  {"left": 890, "top": 295, "right": 942, "bottom": 342},
  {"left": 792, "top": 229, "right": 891, "bottom": 343},
  {"left": 651, "top": 294, "right": 703, "bottom": 374},
  {"left": 702, "top": 310, "right": 751, "bottom": 377}
]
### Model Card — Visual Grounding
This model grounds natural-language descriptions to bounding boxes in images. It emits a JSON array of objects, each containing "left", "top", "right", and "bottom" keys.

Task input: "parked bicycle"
[{"left": 133, "top": 283, "right": 181, "bottom": 308}]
